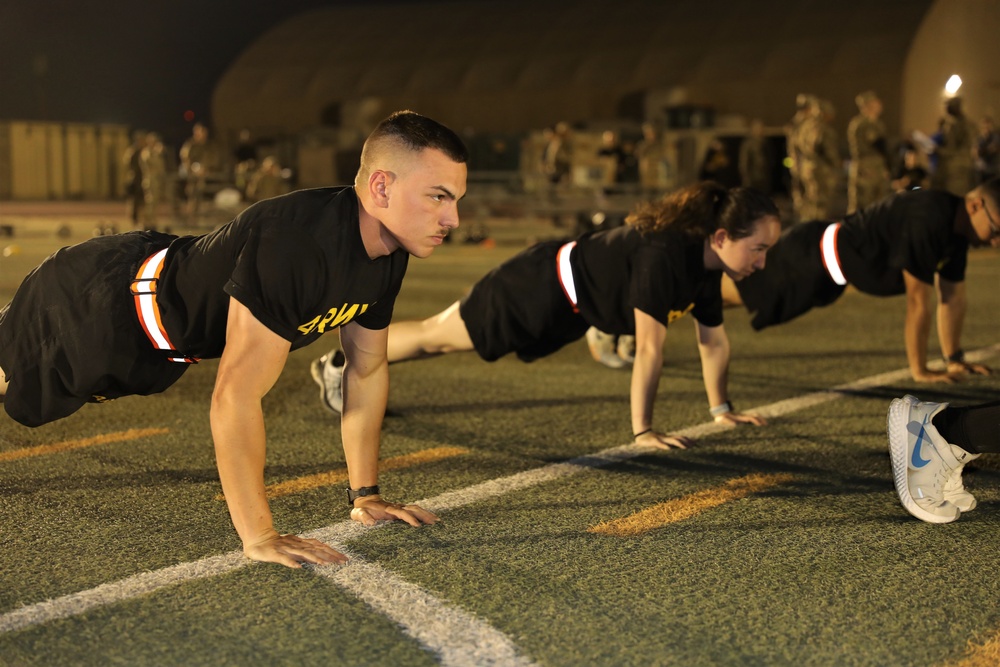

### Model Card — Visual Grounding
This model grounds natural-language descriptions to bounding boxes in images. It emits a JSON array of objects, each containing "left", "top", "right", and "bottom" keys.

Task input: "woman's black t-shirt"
[{"left": 572, "top": 225, "right": 723, "bottom": 335}]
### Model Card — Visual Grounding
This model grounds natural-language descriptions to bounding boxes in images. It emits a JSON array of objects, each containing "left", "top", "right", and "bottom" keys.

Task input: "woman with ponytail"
[{"left": 312, "top": 181, "right": 781, "bottom": 449}]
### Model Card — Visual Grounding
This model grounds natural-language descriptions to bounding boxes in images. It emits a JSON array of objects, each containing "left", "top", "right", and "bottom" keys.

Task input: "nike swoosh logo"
[{"left": 908, "top": 415, "right": 932, "bottom": 468}]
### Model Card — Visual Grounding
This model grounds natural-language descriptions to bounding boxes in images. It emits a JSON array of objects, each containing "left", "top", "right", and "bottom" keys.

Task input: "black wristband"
[
  {"left": 947, "top": 350, "right": 965, "bottom": 363},
  {"left": 633, "top": 428, "right": 653, "bottom": 440},
  {"left": 347, "top": 484, "right": 380, "bottom": 506}
]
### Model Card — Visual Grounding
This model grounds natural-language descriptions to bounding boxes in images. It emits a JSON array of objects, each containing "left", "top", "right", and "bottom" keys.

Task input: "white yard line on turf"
[{"left": 1, "top": 343, "right": 996, "bottom": 658}]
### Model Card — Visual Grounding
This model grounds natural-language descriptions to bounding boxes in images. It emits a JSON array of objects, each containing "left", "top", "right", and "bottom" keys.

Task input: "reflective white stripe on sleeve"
[
  {"left": 820, "top": 223, "right": 847, "bottom": 286},
  {"left": 556, "top": 241, "right": 578, "bottom": 309}
]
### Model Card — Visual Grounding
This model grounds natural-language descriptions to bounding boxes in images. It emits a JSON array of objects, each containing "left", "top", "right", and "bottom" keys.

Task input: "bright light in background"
[{"left": 944, "top": 74, "right": 963, "bottom": 97}]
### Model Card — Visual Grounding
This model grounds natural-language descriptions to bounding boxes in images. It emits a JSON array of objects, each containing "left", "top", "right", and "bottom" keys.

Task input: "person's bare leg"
[
  {"left": 0, "top": 364, "right": 7, "bottom": 402},
  {"left": 386, "top": 301, "right": 475, "bottom": 362}
]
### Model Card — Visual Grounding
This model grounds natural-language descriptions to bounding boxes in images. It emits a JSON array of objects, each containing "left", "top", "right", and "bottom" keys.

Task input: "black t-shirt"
[
  {"left": 572, "top": 225, "right": 723, "bottom": 335},
  {"left": 157, "top": 187, "right": 409, "bottom": 358},
  {"left": 837, "top": 189, "right": 967, "bottom": 296}
]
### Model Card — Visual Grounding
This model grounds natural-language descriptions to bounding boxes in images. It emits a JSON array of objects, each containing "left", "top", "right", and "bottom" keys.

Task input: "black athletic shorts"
[
  {"left": 459, "top": 240, "right": 590, "bottom": 362},
  {"left": 736, "top": 220, "right": 846, "bottom": 330},
  {"left": 0, "top": 231, "right": 190, "bottom": 427}
]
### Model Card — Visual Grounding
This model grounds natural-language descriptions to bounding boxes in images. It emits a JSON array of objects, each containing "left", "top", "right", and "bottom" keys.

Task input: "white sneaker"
[
  {"left": 942, "top": 444, "right": 981, "bottom": 511},
  {"left": 585, "top": 327, "right": 626, "bottom": 369},
  {"left": 616, "top": 335, "right": 636, "bottom": 365},
  {"left": 886, "top": 395, "right": 968, "bottom": 523},
  {"left": 310, "top": 350, "right": 345, "bottom": 415}
]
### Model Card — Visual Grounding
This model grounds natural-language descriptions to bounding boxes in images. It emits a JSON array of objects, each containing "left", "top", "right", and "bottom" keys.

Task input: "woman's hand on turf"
[
  {"left": 634, "top": 430, "right": 693, "bottom": 450},
  {"left": 351, "top": 497, "right": 439, "bottom": 527},
  {"left": 714, "top": 411, "right": 767, "bottom": 426},
  {"left": 244, "top": 532, "right": 348, "bottom": 569}
]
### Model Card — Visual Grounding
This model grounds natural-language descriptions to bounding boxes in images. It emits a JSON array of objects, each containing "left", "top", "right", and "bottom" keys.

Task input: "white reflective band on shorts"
[
  {"left": 556, "top": 241, "right": 579, "bottom": 311},
  {"left": 133, "top": 248, "right": 191, "bottom": 363},
  {"left": 820, "top": 222, "right": 847, "bottom": 286}
]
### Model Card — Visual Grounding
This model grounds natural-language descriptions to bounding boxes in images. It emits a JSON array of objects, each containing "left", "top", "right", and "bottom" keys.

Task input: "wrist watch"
[{"left": 347, "top": 484, "right": 380, "bottom": 506}]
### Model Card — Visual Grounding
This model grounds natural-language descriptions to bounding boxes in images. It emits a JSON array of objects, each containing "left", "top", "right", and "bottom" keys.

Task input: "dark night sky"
[{"left": 0, "top": 1, "right": 362, "bottom": 145}]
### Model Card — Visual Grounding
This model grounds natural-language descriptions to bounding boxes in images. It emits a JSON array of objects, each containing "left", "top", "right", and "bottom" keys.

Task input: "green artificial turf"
[{"left": 1, "top": 217, "right": 999, "bottom": 666}]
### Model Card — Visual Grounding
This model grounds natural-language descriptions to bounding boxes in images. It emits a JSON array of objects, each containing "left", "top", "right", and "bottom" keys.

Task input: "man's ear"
[
  {"left": 368, "top": 170, "right": 392, "bottom": 208},
  {"left": 712, "top": 227, "right": 728, "bottom": 248}
]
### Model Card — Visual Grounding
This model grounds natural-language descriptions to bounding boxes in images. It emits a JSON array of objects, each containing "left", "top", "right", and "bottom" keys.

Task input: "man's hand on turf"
[
  {"left": 714, "top": 411, "right": 767, "bottom": 426},
  {"left": 350, "top": 497, "right": 439, "bottom": 527},
  {"left": 634, "top": 430, "right": 694, "bottom": 450},
  {"left": 244, "top": 532, "right": 348, "bottom": 569}
]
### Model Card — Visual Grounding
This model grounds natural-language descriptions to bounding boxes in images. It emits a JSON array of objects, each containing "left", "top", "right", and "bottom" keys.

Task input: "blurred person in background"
[
  {"left": 739, "top": 119, "right": 773, "bottom": 195},
  {"left": 799, "top": 99, "right": 840, "bottom": 221},
  {"left": 932, "top": 97, "right": 977, "bottom": 197},
  {"left": 847, "top": 91, "right": 890, "bottom": 214},
  {"left": 975, "top": 115, "right": 1000, "bottom": 185},
  {"left": 140, "top": 132, "right": 167, "bottom": 231}
]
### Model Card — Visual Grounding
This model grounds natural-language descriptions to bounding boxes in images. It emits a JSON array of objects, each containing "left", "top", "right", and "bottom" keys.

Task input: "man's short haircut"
[{"left": 357, "top": 110, "right": 468, "bottom": 184}]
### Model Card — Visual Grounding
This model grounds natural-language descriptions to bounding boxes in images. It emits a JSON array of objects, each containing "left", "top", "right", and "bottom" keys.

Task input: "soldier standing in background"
[
  {"left": 122, "top": 131, "right": 146, "bottom": 228},
  {"left": 140, "top": 133, "right": 167, "bottom": 231},
  {"left": 739, "top": 119, "right": 773, "bottom": 194},
  {"left": 179, "top": 123, "right": 218, "bottom": 220},
  {"left": 847, "top": 91, "right": 890, "bottom": 214},
  {"left": 786, "top": 94, "right": 815, "bottom": 222},
  {"left": 933, "top": 97, "right": 978, "bottom": 197},
  {"left": 799, "top": 99, "right": 840, "bottom": 221},
  {"left": 636, "top": 122, "right": 675, "bottom": 195}
]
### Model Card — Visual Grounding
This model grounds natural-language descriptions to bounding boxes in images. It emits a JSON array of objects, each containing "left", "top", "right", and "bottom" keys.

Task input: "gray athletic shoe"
[
  {"left": 887, "top": 394, "right": 975, "bottom": 523},
  {"left": 310, "top": 350, "right": 345, "bottom": 415},
  {"left": 585, "top": 327, "right": 626, "bottom": 369},
  {"left": 617, "top": 335, "right": 636, "bottom": 365}
]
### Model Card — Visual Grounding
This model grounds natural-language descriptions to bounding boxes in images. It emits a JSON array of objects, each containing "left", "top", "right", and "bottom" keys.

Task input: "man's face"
[
  {"left": 381, "top": 148, "right": 467, "bottom": 258},
  {"left": 714, "top": 215, "right": 781, "bottom": 281}
]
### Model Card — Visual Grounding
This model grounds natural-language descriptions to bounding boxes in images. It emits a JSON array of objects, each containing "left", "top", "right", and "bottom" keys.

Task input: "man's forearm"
[
  {"left": 210, "top": 396, "right": 275, "bottom": 547},
  {"left": 936, "top": 290, "right": 966, "bottom": 360},
  {"left": 904, "top": 302, "right": 932, "bottom": 375},
  {"left": 340, "top": 361, "right": 389, "bottom": 489}
]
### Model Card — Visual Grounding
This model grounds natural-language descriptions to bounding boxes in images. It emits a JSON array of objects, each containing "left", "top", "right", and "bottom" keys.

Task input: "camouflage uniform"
[
  {"left": 140, "top": 135, "right": 167, "bottom": 230},
  {"left": 847, "top": 91, "right": 890, "bottom": 214},
  {"left": 798, "top": 100, "right": 840, "bottom": 221},
  {"left": 785, "top": 95, "right": 816, "bottom": 222},
  {"left": 934, "top": 100, "right": 978, "bottom": 196}
]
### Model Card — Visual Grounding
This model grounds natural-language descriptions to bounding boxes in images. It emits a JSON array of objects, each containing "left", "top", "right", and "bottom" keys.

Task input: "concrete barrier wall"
[{"left": 0, "top": 120, "right": 130, "bottom": 200}]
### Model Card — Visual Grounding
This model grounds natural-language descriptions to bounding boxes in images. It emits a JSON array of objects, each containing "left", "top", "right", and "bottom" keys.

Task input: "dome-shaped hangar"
[{"left": 212, "top": 0, "right": 998, "bottom": 146}]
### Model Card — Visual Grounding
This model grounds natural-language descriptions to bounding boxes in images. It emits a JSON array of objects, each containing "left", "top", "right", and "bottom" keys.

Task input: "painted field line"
[
  {"left": 588, "top": 472, "right": 795, "bottom": 537},
  {"left": 215, "top": 446, "right": 469, "bottom": 501},
  {"left": 319, "top": 557, "right": 536, "bottom": 667},
  {"left": 2, "top": 343, "right": 997, "bottom": 643},
  {"left": 0, "top": 428, "right": 169, "bottom": 463}
]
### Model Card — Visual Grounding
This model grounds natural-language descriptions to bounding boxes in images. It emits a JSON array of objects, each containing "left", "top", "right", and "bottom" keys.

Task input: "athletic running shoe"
[
  {"left": 585, "top": 327, "right": 626, "bottom": 369},
  {"left": 617, "top": 335, "right": 636, "bottom": 365},
  {"left": 887, "top": 395, "right": 974, "bottom": 523},
  {"left": 943, "top": 451, "right": 981, "bottom": 511},
  {"left": 310, "top": 350, "right": 345, "bottom": 415}
]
